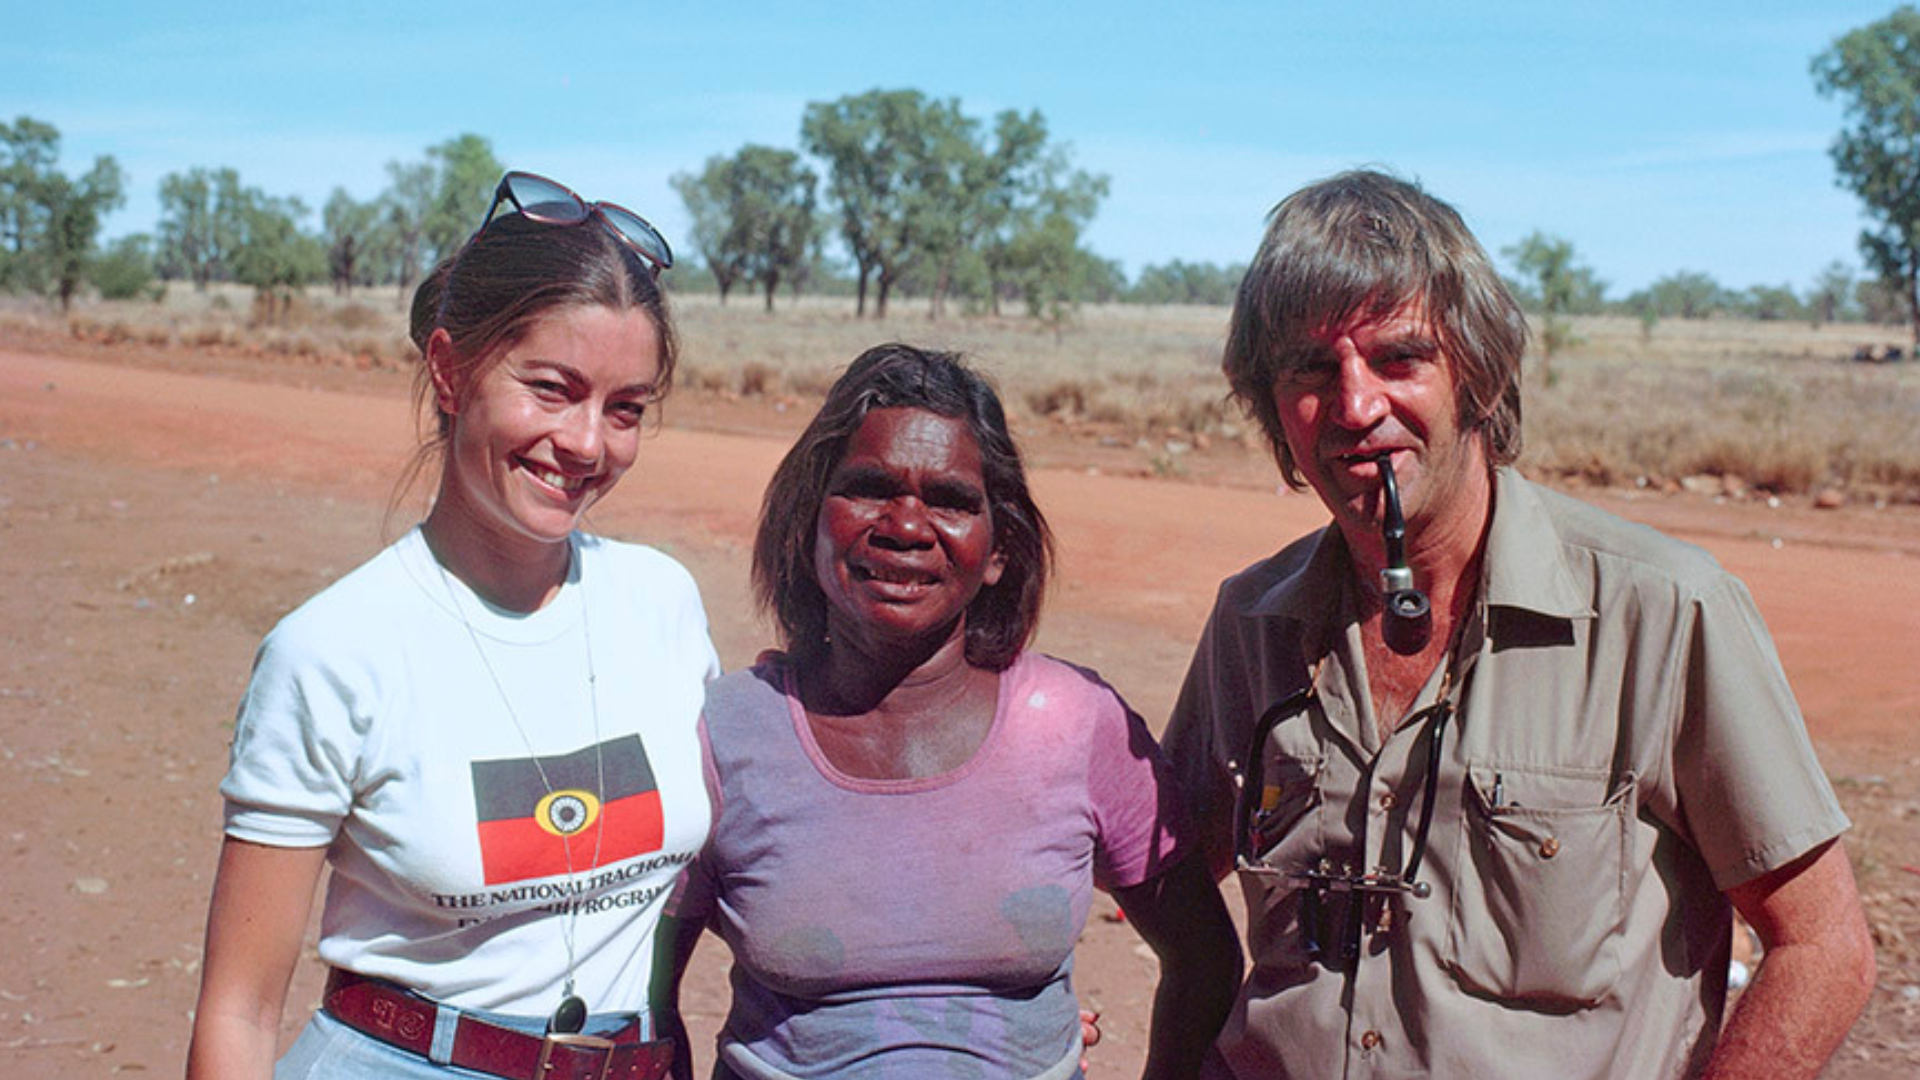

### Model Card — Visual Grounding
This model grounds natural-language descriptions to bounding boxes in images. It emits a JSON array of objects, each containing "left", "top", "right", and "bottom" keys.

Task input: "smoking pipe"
[{"left": 1373, "top": 452, "right": 1433, "bottom": 655}]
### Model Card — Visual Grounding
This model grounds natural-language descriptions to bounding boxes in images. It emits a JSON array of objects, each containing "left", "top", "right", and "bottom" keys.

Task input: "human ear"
[
  {"left": 425, "top": 328, "right": 461, "bottom": 415},
  {"left": 983, "top": 546, "right": 1008, "bottom": 588}
]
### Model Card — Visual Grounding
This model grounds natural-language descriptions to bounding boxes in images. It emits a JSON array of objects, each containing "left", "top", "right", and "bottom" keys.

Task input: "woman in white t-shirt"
[{"left": 186, "top": 172, "right": 719, "bottom": 1080}]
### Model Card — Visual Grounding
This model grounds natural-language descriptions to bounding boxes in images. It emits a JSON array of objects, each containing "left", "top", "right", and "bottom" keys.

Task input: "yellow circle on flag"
[{"left": 535, "top": 789, "right": 602, "bottom": 837}]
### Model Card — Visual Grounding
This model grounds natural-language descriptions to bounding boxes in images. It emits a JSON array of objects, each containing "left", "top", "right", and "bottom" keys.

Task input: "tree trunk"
[
  {"left": 929, "top": 267, "right": 949, "bottom": 321},
  {"left": 1907, "top": 255, "right": 1920, "bottom": 346},
  {"left": 763, "top": 272, "right": 779, "bottom": 313},
  {"left": 876, "top": 275, "right": 892, "bottom": 319},
  {"left": 855, "top": 268, "right": 869, "bottom": 317},
  {"left": 395, "top": 264, "right": 417, "bottom": 310}
]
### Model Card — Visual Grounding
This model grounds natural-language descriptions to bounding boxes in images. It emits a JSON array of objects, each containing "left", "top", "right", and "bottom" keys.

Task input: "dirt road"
[{"left": 3, "top": 347, "right": 1915, "bottom": 1076}]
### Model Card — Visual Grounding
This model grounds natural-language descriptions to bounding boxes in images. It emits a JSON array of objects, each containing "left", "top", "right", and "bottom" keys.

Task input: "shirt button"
[
  {"left": 1378, "top": 792, "right": 1396, "bottom": 810},
  {"left": 1540, "top": 836, "right": 1561, "bottom": 858},
  {"left": 1360, "top": 1030, "right": 1383, "bottom": 1051}
]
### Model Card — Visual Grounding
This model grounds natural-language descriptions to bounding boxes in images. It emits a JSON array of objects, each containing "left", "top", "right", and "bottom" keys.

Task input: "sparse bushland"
[
  {"left": 4, "top": 290, "right": 1917, "bottom": 505},
  {"left": 1521, "top": 316, "right": 1920, "bottom": 503}
]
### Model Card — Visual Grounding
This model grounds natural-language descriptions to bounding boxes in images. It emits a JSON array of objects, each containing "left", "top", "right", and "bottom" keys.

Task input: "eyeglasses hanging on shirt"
[{"left": 1234, "top": 686, "right": 1454, "bottom": 967}]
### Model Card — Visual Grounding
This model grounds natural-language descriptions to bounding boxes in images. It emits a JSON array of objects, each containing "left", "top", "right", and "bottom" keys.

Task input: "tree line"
[
  {"left": 0, "top": 99, "right": 1251, "bottom": 324},
  {"left": 672, "top": 88, "right": 1117, "bottom": 326},
  {"left": 1, "top": 123, "right": 503, "bottom": 318},
  {"left": 8, "top": 12, "right": 1920, "bottom": 337}
]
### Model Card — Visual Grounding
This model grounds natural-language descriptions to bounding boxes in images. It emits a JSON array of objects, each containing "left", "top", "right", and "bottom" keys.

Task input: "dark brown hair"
[
  {"left": 753, "top": 343, "right": 1052, "bottom": 671},
  {"left": 1223, "top": 169, "right": 1527, "bottom": 486},
  {"left": 406, "top": 209, "right": 678, "bottom": 458}
]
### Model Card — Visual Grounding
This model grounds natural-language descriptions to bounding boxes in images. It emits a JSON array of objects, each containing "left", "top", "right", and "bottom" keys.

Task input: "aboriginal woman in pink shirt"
[{"left": 666, "top": 344, "right": 1240, "bottom": 1080}]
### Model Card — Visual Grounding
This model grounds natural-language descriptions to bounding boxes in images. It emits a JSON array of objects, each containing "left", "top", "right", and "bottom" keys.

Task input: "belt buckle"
[{"left": 536, "top": 1032, "right": 617, "bottom": 1080}]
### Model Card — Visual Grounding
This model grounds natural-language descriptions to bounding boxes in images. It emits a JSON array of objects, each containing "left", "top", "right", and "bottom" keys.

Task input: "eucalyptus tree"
[
  {"left": 323, "top": 188, "right": 381, "bottom": 295},
  {"left": 1809, "top": 261, "right": 1856, "bottom": 324},
  {"left": 671, "top": 154, "right": 751, "bottom": 304},
  {"left": 1504, "top": 231, "right": 1603, "bottom": 380},
  {"left": 0, "top": 117, "right": 126, "bottom": 310},
  {"left": 0, "top": 116, "right": 60, "bottom": 292},
  {"left": 43, "top": 155, "right": 126, "bottom": 311},
  {"left": 802, "top": 89, "right": 972, "bottom": 318},
  {"left": 1814, "top": 6, "right": 1920, "bottom": 342},
  {"left": 802, "top": 90, "right": 1109, "bottom": 322},
  {"left": 380, "top": 160, "right": 434, "bottom": 302},
  {"left": 229, "top": 190, "right": 325, "bottom": 321},
  {"left": 672, "top": 145, "right": 819, "bottom": 311},
  {"left": 422, "top": 134, "right": 503, "bottom": 265},
  {"left": 157, "top": 166, "right": 245, "bottom": 290}
]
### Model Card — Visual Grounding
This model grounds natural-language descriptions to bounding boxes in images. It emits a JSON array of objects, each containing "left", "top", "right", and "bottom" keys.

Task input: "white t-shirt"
[{"left": 221, "top": 527, "right": 719, "bottom": 1015}]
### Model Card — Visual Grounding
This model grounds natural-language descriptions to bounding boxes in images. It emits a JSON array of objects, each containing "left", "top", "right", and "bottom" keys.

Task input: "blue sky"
[{"left": 4, "top": 1, "right": 1898, "bottom": 295}]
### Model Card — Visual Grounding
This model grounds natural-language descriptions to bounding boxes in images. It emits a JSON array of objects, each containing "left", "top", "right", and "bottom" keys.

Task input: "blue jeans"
[{"left": 277, "top": 1007, "right": 644, "bottom": 1079}]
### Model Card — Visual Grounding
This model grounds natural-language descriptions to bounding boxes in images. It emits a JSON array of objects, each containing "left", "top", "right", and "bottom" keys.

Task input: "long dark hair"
[{"left": 753, "top": 343, "right": 1053, "bottom": 671}]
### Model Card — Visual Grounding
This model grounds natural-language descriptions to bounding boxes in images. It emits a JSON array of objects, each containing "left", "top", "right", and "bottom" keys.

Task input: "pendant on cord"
[{"left": 550, "top": 994, "right": 587, "bottom": 1034}]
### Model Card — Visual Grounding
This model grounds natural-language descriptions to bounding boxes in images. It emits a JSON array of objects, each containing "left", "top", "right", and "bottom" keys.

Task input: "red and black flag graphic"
[{"left": 470, "top": 735, "right": 663, "bottom": 885}]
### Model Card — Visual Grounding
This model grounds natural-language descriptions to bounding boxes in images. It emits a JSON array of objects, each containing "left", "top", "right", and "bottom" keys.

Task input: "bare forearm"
[
  {"left": 184, "top": 1011, "right": 282, "bottom": 1080},
  {"left": 185, "top": 839, "right": 326, "bottom": 1080},
  {"left": 1139, "top": 940, "right": 1240, "bottom": 1080},
  {"left": 1121, "top": 857, "right": 1242, "bottom": 1080},
  {"left": 1702, "top": 938, "right": 1875, "bottom": 1080},
  {"left": 1706, "top": 840, "right": 1877, "bottom": 1080}
]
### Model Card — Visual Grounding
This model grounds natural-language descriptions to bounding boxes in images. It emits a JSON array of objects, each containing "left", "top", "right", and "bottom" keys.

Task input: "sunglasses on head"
[{"left": 481, "top": 171, "right": 673, "bottom": 274}]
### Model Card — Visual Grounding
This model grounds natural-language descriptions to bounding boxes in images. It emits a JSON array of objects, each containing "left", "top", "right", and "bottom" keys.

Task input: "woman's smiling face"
[
  {"left": 812, "top": 407, "right": 1006, "bottom": 657},
  {"left": 430, "top": 304, "right": 662, "bottom": 560}
]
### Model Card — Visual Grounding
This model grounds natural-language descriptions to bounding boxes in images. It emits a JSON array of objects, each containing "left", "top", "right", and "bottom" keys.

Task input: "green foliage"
[
  {"left": 422, "top": 134, "right": 503, "bottom": 266},
  {"left": 90, "top": 233, "right": 158, "bottom": 300},
  {"left": 801, "top": 90, "right": 1108, "bottom": 321},
  {"left": 44, "top": 156, "right": 127, "bottom": 311},
  {"left": 1740, "top": 283, "right": 1806, "bottom": 322},
  {"left": 380, "top": 159, "right": 435, "bottom": 298},
  {"left": 1813, "top": 6, "right": 1920, "bottom": 343},
  {"left": 158, "top": 166, "right": 325, "bottom": 316},
  {"left": 1503, "top": 231, "right": 1604, "bottom": 379},
  {"left": 229, "top": 191, "right": 325, "bottom": 321},
  {"left": 1627, "top": 269, "right": 1729, "bottom": 320},
  {"left": 323, "top": 187, "right": 382, "bottom": 295},
  {"left": 157, "top": 166, "right": 245, "bottom": 290},
  {"left": 1001, "top": 213, "right": 1085, "bottom": 332},
  {"left": 0, "top": 116, "right": 61, "bottom": 293},
  {"left": 1125, "top": 260, "right": 1246, "bottom": 305},
  {"left": 1856, "top": 276, "right": 1906, "bottom": 324},
  {"left": 1, "top": 117, "right": 127, "bottom": 309},
  {"left": 1080, "top": 256, "right": 1127, "bottom": 304},
  {"left": 802, "top": 89, "right": 958, "bottom": 317},
  {"left": 1809, "top": 261, "right": 1857, "bottom": 324},
  {"left": 973, "top": 113, "right": 1110, "bottom": 325},
  {"left": 671, "top": 145, "right": 819, "bottom": 311}
]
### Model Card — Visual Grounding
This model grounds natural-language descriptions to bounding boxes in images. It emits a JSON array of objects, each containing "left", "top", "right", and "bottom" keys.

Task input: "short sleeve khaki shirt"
[{"left": 1163, "top": 468, "right": 1848, "bottom": 1080}]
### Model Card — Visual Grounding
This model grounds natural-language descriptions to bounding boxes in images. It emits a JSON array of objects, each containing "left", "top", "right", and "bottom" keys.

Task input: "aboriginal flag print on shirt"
[{"left": 470, "top": 735, "right": 663, "bottom": 885}]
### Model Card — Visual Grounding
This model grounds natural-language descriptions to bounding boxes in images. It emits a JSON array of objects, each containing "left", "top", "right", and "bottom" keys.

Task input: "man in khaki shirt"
[{"left": 1163, "top": 170, "right": 1876, "bottom": 1079}]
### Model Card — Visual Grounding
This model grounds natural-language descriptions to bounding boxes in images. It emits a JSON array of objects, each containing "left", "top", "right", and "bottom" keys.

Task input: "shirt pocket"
[
  {"left": 1237, "top": 752, "right": 1325, "bottom": 969},
  {"left": 1444, "top": 763, "right": 1634, "bottom": 1008}
]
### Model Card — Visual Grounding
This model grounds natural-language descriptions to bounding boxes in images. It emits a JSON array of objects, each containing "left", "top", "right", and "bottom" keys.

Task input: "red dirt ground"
[{"left": 2, "top": 340, "right": 1916, "bottom": 1077}]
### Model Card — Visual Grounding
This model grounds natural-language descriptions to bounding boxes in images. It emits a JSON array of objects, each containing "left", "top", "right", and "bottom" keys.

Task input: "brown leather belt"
[{"left": 322, "top": 968, "right": 674, "bottom": 1080}]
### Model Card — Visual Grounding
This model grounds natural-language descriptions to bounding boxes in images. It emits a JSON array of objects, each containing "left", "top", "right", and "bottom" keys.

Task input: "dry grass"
[
  {"left": 0, "top": 282, "right": 417, "bottom": 373},
  {"left": 5, "top": 289, "right": 1918, "bottom": 502},
  {"left": 1524, "top": 316, "right": 1920, "bottom": 502}
]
